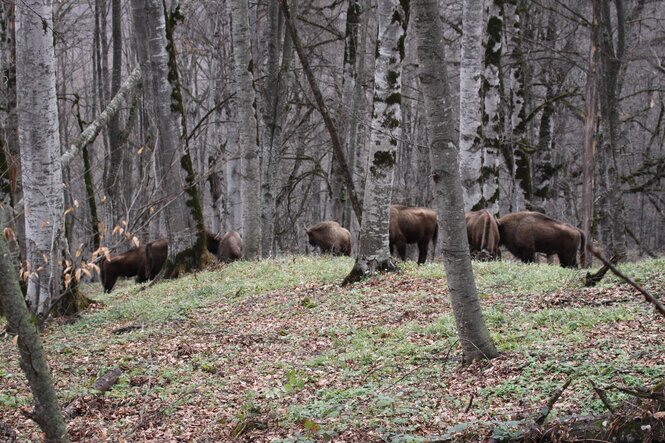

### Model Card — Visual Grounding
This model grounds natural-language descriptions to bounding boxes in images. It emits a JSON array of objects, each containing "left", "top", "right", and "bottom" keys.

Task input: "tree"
[
  {"left": 228, "top": 0, "right": 262, "bottom": 259},
  {"left": 458, "top": 0, "right": 485, "bottom": 211},
  {"left": 413, "top": 0, "right": 499, "bottom": 363},
  {"left": 129, "top": 0, "right": 208, "bottom": 273},
  {"left": 16, "top": 0, "right": 65, "bottom": 317},
  {"left": 0, "top": 237, "right": 69, "bottom": 442},
  {"left": 343, "top": 0, "right": 407, "bottom": 284}
]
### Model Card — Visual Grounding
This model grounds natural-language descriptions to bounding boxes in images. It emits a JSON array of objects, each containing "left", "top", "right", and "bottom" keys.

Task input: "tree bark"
[
  {"left": 129, "top": 0, "right": 208, "bottom": 273},
  {"left": 458, "top": 0, "right": 484, "bottom": 212},
  {"left": 413, "top": 0, "right": 499, "bottom": 363},
  {"left": 0, "top": 238, "right": 69, "bottom": 442},
  {"left": 16, "top": 0, "right": 65, "bottom": 317},
  {"left": 228, "top": 0, "right": 262, "bottom": 259},
  {"left": 343, "top": 0, "right": 407, "bottom": 284}
]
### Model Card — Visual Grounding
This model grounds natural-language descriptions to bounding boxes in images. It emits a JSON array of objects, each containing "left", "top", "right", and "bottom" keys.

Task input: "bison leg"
[
  {"left": 558, "top": 252, "right": 578, "bottom": 268},
  {"left": 417, "top": 240, "right": 429, "bottom": 264}
]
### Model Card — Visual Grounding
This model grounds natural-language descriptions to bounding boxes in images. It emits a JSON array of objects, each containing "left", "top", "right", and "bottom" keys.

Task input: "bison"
[
  {"left": 206, "top": 231, "right": 221, "bottom": 255},
  {"left": 465, "top": 210, "right": 500, "bottom": 260},
  {"left": 306, "top": 221, "right": 352, "bottom": 256},
  {"left": 389, "top": 204, "right": 438, "bottom": 264},
  {"left": 497, "top": 211, "right": 586, "bottom": 268},
  {"left": 100, "top": 239, "right": 168, "bottom": 293},
  {"left": 144, "top": 239, "right": 168, "bottom": 280},
  {"left": 217, "top": 231, "right": 243, "bottom": 263}
]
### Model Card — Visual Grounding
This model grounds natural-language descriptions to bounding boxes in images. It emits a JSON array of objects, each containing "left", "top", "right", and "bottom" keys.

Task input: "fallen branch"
[
  {"left": 534, "top": 378, "right": 573, "bottom": 425},
  {"left": 584, "top": 254, "right": 621, "bottom": 287},
  {"left": 63, "top": 367, "right": 122, "bottom": 419},
  {"left": 591, "top": 380, "right": 615, "bottom": 412},
  {"left": 589, "top": 247, "right": 665, "bottom": 317}
]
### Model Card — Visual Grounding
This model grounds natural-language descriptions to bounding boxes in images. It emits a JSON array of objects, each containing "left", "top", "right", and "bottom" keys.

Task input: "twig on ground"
[
  {"left": 535, "top": 377, "right": 573, "bottom": 425},
  {"left": 591, "top": 380, "right": 616, "bottom": 412}
]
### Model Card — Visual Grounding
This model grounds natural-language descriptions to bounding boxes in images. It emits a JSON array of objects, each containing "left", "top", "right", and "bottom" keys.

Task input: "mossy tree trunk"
[
  {"left": 0, "top": 237, "right": 70, "bottom": 442},
  {"left": 413, "top": 0, "right": 499, "bottom": 363},
  {"left": 129, "top": 0, "right": 208, "bottom": 274},
  {"left": 343, "top": 0, "right": 407, "bottom": 284}
]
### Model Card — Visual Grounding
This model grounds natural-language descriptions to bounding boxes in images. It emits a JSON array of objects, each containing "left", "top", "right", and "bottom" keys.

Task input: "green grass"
[{"left": 1, "top": 255, "right": 663, "bottom": 441}]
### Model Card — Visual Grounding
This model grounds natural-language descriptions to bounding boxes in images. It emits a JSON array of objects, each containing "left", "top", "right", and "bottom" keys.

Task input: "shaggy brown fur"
[
  {"left": 206, "top": 231, "right": 221, "bottom": 255},
  {"left": 217, "top": 231, "right": 243, "bottom": 263},
  {"left": 497, "top": 211, "right": 586, "bottom": 268},
  {"left": 465, "top": 210, "right": 500, "bottom": 260},
  {"left": 306, "top": 221, "right": 352, "bottom": 256},
  {"left": 389, "top": 205, "right": 438, "bottom": 264},
  {"left": 100, "top": 247, "right": 146, "bottom": 293},
  {"left": 144, "top": 239, "right": 168, "bottom": 280}
]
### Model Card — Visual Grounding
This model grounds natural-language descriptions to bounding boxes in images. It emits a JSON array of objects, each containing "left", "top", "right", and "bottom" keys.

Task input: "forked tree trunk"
[
  {"left": 16, "top": 0, "right": 65, "bottom": 317},
  {"left": 343, "top": 0, "right": 407, "bottom": 284},
  {"left": 228, "top": 0, "right": 262, "bottom": 259},
  {"left": 413, "top": 0, "right": 499, "bottom": 363}
]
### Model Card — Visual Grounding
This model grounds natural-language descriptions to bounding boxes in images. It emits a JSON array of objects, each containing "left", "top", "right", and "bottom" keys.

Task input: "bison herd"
[
  {"left": 100, "top": 207, "right": 587, "bottom": 293},
  {"left": 100, "top": 230, "right": 243, "bottom": 293},
  {"left": 308, "top": 206, "right": 587, "bottom": 269}
]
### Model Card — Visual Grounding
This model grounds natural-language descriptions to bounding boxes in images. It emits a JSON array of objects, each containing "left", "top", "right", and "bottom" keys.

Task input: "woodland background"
[{"left": 2, "top": 0, "right": 664, "bottom": 270}]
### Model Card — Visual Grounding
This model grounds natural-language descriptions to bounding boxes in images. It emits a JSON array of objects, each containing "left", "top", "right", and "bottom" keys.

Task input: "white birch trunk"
[
  {"left": 130, "top": 0, "right": 198, "bottom": 263},
  {"left": 413, "top": 0, "right": 498, "bottom": 363},
  {"left": 16, "top": 0, "right": 65, "bottom": 316},
  {"left": 480, "top": 0, "right": 504, "bottom": 215},
  {"left": 228, "top": 0, "right": 262, "bottom": 259},
  {"left": 345, "top": 0, "right": 406, "bottom": 283},
  {"left": 458, "top": 0, "right": 484, "bottom": 211}
]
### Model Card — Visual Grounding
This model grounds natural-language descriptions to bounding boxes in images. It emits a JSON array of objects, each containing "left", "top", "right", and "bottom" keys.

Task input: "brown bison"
[
  {"left": 144, "top": 239, "right": 168, "bottom": 280},
  {"left": 465, "top": 210, "right": 500, "bottom": 260},
  {"left": 497, "top": 211, "right": 586, "bottom": 268},
  {"left": 100, "top": 239, "right": 168, "bottom": 293},
  {"left": 206, "top": 231, "right": 221, "bottom": 255},
  {"left": 217, "top": 231, "right": 243, "bottom": 263},
  {"left": 306, "top": 221, "right": 352, "bottom": 256},
  {"left": 389, "top": 204, "right": 438, "bottom": 264}
]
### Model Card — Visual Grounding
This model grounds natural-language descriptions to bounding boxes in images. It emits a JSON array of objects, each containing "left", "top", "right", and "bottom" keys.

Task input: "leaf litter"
[{"left": 0, "top": 257, "right": 663, "bottom": 442}]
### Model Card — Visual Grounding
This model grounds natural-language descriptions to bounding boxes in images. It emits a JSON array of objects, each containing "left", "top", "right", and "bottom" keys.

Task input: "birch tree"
[
  {"left": 458, "top": 0, "right": 485, "bottom": 211},
  {"left": 413, "top": 0, "right": 498, "bottom": 363},
  {"left": 228, "top": 0, "right": 262, "bottom": 259},
  {"left": 343, "top": 0, "right": 407, "bottom": 284},
  {"left": 16, "top": 0, "right": 65, "bottom": 317},
  {"left": 129, "top": 0, "right": 207, "bottom": 273},
  {"left": 479, "top": 0, "right": 504, "bottom": 215}
]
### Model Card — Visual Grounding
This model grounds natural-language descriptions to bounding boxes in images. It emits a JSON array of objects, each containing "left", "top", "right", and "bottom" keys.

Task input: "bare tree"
[
  {"left": 228, "top": 0, "right": 262, "bottom": 259},
  {"left": 343, "top": 0, "right": 407, "bottom": 284},
  {"left": 16, "top": 0, "right": 65, "bottom": 316},
  {"left": 413, "top": 0, "right": 499, "bottom": 363}
]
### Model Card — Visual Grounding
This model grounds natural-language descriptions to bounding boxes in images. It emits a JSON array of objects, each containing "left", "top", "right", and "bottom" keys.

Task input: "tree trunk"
[
  {"left": 16, "top": 0, "right": 65, "bottom": 317},
  {"left": 106, "top": 0, "right": 124, "bottom": 217},
  {"left": 0, "top": 239, "right": 69, "bottom": 442},
  {"left": 343, "top": 0, "right": 407, "bottom": 284},
  {"left": 129, "top": 0, "right": 208, "bottom": 274},
  {"left": 228, "top": 0, "right": 262, "bottom": 259},
  {"left": 479, "top": 0, "right": 504, "bottom": 215},
  {"left": 458, "top": 0, "right": 484, "bottom": 212},
  {"left": 582, "top": 3, "right": 600, "bottom": 268},
  {"left": 413, "top": 0, "right": 499, "bottom": 363}
]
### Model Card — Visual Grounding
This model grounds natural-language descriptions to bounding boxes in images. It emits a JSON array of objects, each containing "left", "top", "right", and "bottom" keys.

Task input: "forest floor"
[{"left": 1, "top": 256, "right": 664, "bottom": 442}]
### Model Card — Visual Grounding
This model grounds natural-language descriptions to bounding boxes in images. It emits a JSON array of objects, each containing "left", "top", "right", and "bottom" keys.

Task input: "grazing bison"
[
  {"left": 497, "top": 211, "right": 586, "bottom": 268},
  {"left": 206, "top": 231, "right": 221, "bottom": 255},
  {"left": 465, "top": 210, "right": 500, "bottom": 260},
  {"left": 144, "top": 239, "right": 168, "bottom": 280},
  {"left": 100, "top": 240, "right": 168, "bottom": 293},
  {"left": 217, "top": 231, "right": 243, "bottom": 263},
  {"left": 389, "top": 205, "right": 438, "bottom": 264},
  {"left": 306, "top": 221, "right": 352, "bottom": 256}
]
